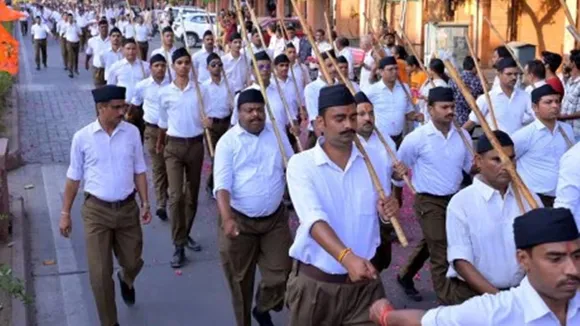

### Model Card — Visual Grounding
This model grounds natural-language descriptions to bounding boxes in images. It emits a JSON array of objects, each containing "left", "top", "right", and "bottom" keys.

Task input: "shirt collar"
[
  {"left": 232, "top": 123, "right": 271, "bottom": 137},
  {"left": 90, "top": 119, "right": 127, "bottom": 134},
  {"left": 491, "top": 85, "right": 522, "bottom": 99},
  {"left": 518, "top": 276, "right": 580, "bottom": 323},
  {"left": 425, "top": 120, "right": 455, "bottom": 139},
  {"left": 312, "top": 137, "right": 363, "bottom": 168},
  {"left": 472, "top": 176, "right": 517, "bottom": 202}
]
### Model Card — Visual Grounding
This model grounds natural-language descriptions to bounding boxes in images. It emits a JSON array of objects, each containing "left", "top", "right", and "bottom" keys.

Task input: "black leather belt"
[
  {"left": 295, "top": 261, "right": 350, "bottom": 284},
  {"left": 145, "top": 122, "right": 158, "bottom": 128},
  {"left": 212, "top": 115, "right": 231, "bottom": 124},
  {"left": 166, "top": 135, "right": 203, "bottom": 143},
  {"left": 416, "top": 192, "right": 455, "bottom": 201},
  {"left": 85, "top": 192, "right": 135, "bottom": 209}
]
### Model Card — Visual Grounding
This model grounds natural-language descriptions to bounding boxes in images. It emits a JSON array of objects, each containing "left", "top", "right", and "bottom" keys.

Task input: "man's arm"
[
  {"left": 60, "top": 133, "right": 84, "bottom": 237},
  {"left": 454, "top": 260, "right": 499, "bottom": 295}
]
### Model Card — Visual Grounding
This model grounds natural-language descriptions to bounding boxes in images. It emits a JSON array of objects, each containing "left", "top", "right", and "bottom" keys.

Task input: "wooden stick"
[
  {"left": 291, "top": 0, "right": 408, "bottom": 247},
  {"left": 234, "top": 0, "right": 289, "bottom": 166},
  {"left": 482, "top": 17, "right": 525, "bottom": 73},
  {"left": 324, "top": 12, "right": 339, "bottom": 54},
  {"left": 464, "top": 33, "right": 498, "bottom": 130},
  {"left": 178, "top": 10, "right": 215, "bottom": 158},
  {"left": 125, "top": 0, "right": 146, "bottom": 78},
  {"left": 397, "top": 27, "right": 475, "bottom": 157},
  {"left": 245, "top": 4, "right": 302, "bottom": 152},
  {"left": 557, "top": 0, "right": 580, "bottom": 41},
  {"left": 444, "top": 59, "right": 539, "bottom": 209}
]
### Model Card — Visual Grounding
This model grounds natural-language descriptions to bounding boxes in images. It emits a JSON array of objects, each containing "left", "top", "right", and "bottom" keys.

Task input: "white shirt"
[
  {"left": 555, "top": 142, "right": 580, "bottom": 226},
  {"left": 202, "top": 78, "right": 232, "bottom": 119},
  {"left": 287, "top": 139, "right": 389, "bottom": 274},
  {"left": 134, "top": 24, "right": 149, "bottom": 42},
  {"left": 222, "top": 52, "right": 249, "bottom": 92},
  {"left": 86, "top": 35, "right": 110, "bottom": 68},
  {"left": 337, "top": 47, "right": 355, "bottom": 80},
  {"left": 398, "top": 121, "right": 473, "bottom": 195},
  {"left": 274, "top": 76, "right": 300, "bottom": 118},
  {"left": 64, "top": 22, "right": 81, "bottom": 42},
  {"left": 100, "top": 47, "right": 124, "bottom": 82},
  {"left": 66, "top": 120, "right": 147, "bottom": 202},
  {"left": 289, "top": 36, "right": 300, "bottom": 55},
  {"left": 304, "top": 77, "right": 331, "bottom": 131},
  {"left": 213, "top": 124, "right": 294, "bottom": 217},
  {"left": 446, "top": 178, "right": 540, "bottom": 289},
  {"left": 513, "top": 120, "right": 576, "bottom": 196},
  {"left": 359, "top": 50, "right": 375, "bottom": 92},
  {"left": 56, "top": 20, "right": 68, "bottom": 37},
  {"left": 492, "top": 74, "right": 523, "bottom": 91},
  {"left": 131, "top": 77, "right": 169, "bottom": 125},
  {"left": 192, "top": 47, "right": 222, "bottom": 83},
  {"left": 290, "top": 61, "right": 309, "bottom": 104},
  {"left": 366, "top": 80, "right": 414, "bottom": 136},
  {"left": 107, "top": 58, "right": 150, "bottom": 102},
  {"left": 524, "top": 79, "right": 547, "bottom": 94},
  {"left": 123, "top": 23, "right": 136, "bottom": 39},
  {"left": 242, "top": 45, "right": 273, "bottom": 65},
  {"left": 469, "top": 87, "right": 534, "bottom": 135},
  {"left": 268, "top": 34, "right": 286, "bottom": 59},
  {"left": 421, "top": 276, "right": 580, "bottom": 326},
  {"left": 31, "top": 23, "right": 51, "bottom": 39},
  {"left": 117, "top": 20, "right": 129, "bottom": 36},
  {"left": 158, "top": 81, "right": 206, "bottom": 138},
  {"left": 231, "top": 83, "right": 290, "bottom": 135}
]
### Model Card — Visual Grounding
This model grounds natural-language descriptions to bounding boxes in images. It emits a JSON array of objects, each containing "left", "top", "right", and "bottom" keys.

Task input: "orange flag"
[
  {"left": 0, "top": 25, "right": 19, "bottom": 75},
  {"left": 0, "top": 1, "right": 25, "bottom": 22}
]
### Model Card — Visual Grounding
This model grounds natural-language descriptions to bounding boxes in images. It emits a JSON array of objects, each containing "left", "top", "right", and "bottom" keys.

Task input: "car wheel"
[{"left": 186, "top": 32, "right": 199, "bottom": 48}]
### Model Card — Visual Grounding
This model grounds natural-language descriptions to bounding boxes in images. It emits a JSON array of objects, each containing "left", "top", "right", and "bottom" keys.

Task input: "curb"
[
  {"left": 10, "top": 195, "right": 32, "bottom": 326},
  {"left": 6, "top": 86, "right": 23, "bottom": 171}
]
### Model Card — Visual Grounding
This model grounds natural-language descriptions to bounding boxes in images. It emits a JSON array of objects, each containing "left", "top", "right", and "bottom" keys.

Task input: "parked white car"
[{"left": 172, "top": 13, "right": 217, "bottom": 48}]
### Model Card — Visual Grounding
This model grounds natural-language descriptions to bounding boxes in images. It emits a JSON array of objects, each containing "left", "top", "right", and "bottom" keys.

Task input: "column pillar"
[
  {"left": 276, "top": 0, "right": 285, "bottom": 18},
  {"left": 307, "top": 0, "right": 324, "bottom": 32}
]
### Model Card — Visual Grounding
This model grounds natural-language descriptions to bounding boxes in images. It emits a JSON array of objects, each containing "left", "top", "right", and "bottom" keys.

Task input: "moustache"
[
  {"left": 340, "top": 129, "right": 355, "bottom": 136},
  {"left": 557, "top": 276, "right": 580, "bottom": 287}
]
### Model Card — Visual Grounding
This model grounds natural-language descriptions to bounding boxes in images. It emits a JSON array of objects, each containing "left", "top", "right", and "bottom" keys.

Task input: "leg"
[
  {"left": 144, "top": 127, "right": 168, "bottom": 211},
  {"left": 398, "top": 238, "right": 429, "bottom": 281},
  {"left": 218, "top": 214, "right": 260, "bottom": 326},
  {"left": 81, "top": 199, "right": 118, "bottom": 326},
  {"left": 342, "top": 279, "right": 386, "bottom": 325},
  {"left": 41, "top": 40, "right": 47, "bottom": 67},
  {"left": 185, "top": 139, "right": 204, "bottom": 237},
  {"left": 61, "top": 39, "right": 68, "bottom": 68},
  {"left": 206, "top": 120, "right": 229, "bottom": 191},
  {"left": 112, "top": 201, "right": 144, "bottom": 287},
  {"left": 34, "top": 40, "right": 40, "bottom": 68},
  {"left": 66, "top": 41, "right": 74, "bottom": 75},
  {"left": 255, "top": 207, "right": 292, "bottom": 313},
  {"left": 164, "top": 140, "right": 187, "bottom": 246},
  {"left": 73, "top": 42, "right": 80, "bottom": 73},
  {"left": 370, "top": 222, "right": 393, "bottom": 272}
]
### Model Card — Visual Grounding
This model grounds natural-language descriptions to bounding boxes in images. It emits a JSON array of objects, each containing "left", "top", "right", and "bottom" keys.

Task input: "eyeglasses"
[
  {"left": 209, "top": 62, "right": 223, "bottom": 68},
  {"left": 257, "top": 64, "right": 271, "bottom": 71}
]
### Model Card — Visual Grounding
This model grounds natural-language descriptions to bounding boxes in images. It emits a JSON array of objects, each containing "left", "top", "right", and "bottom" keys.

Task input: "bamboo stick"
[
  {"left": 178, "top": 10, "right": 215, "bottom": 158},
  {"left": 233, "top": 0, "right": 289, "bottom": 166},
  {"left": 482, "top": 17, "right": 524, "bottom": 73},
  {"left": 444, "top": 59, "right": 539, "bottom": 209},
  {"left": 291, "top": 0, "right": 408, "bottom": 247},
  {"left": 245, "top": 4, "right": 303, "bottom": 152},
  {"left": 557, "top": 0, "right": 580, "bottom": 41},
  {"left": 464, "top": 33, "right": 498, "bottom": 130}
]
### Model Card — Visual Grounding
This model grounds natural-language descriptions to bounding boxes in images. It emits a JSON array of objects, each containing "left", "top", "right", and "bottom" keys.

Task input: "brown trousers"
[
  {"left": 398, "top": 193, "right": 477, "bottom": 305},
  {"left": 370, "top": 222, "right": 393, "bottom": 272},
  {"left": 81, "top": 195, "right": 144, "bottom": 326},
  {"left": 59, "top": 37, "right": 68, "bottom": 68},
  {"left": 164, "top": 136, "right": 204, "bottom": 246},
  {"left": 93, "top": 66, "right": 106, "bottom": 87},
  {"left": 144, "top": 125, "right": 168, "bottom": 209},
  {"left": 137, "top": 41, "right": 149, "bottom": 61},
  {"left": 80, "top": 27, "right": 88, "bottom": 50},
  {"left": 66, "top": 41, "right": 80, "bottom": 73},
  {"left": 538, "top": 193, "right": 555, "bottom": 208},
  {"left": 286, "top": 264, "right": 385, "bottom": 326},
  {"left": 207, "top": 117, "right": 231, "bottom": 189},
  {"left": 34, "top": 39, "right": 47, "bottom": 67},
  {"left": 219, "top": 205, "right": 292, "bottom": 326}
]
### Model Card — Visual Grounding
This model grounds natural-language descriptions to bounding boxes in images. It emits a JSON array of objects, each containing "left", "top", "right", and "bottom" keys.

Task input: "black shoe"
[
  {"left": 64, "top": 66, "right": 68, "bottom": 70},
  {"left": 170, "top": 246, "right": 185, "bottom": 268},
  {"left": 397, "top": 275, "right": 423, "bottom": 302},
  {"left": 68, "top": 73, "right": 73, "bottom": 78},
  {"left": 36, "top": 66, "right": 40, "bottom": 70},
  {"left": 156, "top": 208, "right": 168, "bottom": 221},
  {"left": 272, "top": 300, "right": 284, "bottom": 312},
  {"left": 252, "top": 307, "right": 274, "bottom": 326},
  {"left": 117, "top": 271, "right": 135, "bottom": 306},
  {"left": 186, "top": 236, "right": 202, "bottom": 252},
  {"left": 43, "top": 63, "right": 47, "bottom": 68}
]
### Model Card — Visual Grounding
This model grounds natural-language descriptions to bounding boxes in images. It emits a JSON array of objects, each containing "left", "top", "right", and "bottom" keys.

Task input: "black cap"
[
  {"left": 337, "top": 55, "right": 348, "bottom": 64},
  {"left": 206, "top": 52, "right": 221, "bottom": 65},
  {"left": 92, "top": 85, "right": 126, "bottom": 103},
  {"left": 253, "top": 51, "right": 271, "bottom": 62},
  {"left": 495, "top": 57, "right": 518, "bottom": 71},
  {"left": 109, "top": 27, "right": 121, "bottom": 36},
  {"left": 476, "top": 130, "right": 514, "bottom": 154},
  {"left": 274, "top": 54, "right": 290, "bottom": 65},
  {"left": 318, "top": 84, "right": 356, "bottom": 114},
  {"left": 321, "top": 50, "right": 335, "bottom": 60},
  {"left": 285, "top": 42, "right": 295, "bottom": 49},
  {"left": 150, "top": 53, "right": 166, "bottom": 65},
  {"left": 379, "top": 56, "right": 397, "bottom": 69},
  {"left": 229, "top": 32, "right": 242, "bottom": 42},
  {"left": 162, "top": 26, "right": 173, "bottom": 34},
  {"left": 237, "top": 89, "right": 264, "bottom": 110},
  {"left": 514, "top": 208, "right": 579, "bottom": 249},
  {"left": 428, "top": 87, "right": 454, "bottom": 103},
  {"left": 531, "top": 84, "right": 560, "bottom": 104},
  {"left": 354, "top": 91, "right": 371, "bottom": 105},
  {"left": 171, "top": 47, "right": 190, "bottom": 63}
]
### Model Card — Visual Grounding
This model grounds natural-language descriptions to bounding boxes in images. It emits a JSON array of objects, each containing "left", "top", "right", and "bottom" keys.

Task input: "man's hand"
[
  {"left": 341, "top": 252, "right": 378, "bottom": 282},
  {"left": 222, "top": 217, "right": 240, "bottom": 238},
  {"left": 299, "top": 107, "right": 308, "bottom": 122},
  {"left": 59, "top": 213, "right": 72, "bottom": 237},
  {"left": 369, "top": 298, "right": 393, "bottom": 325},
  {"left": 141, "top": 203, "right": 152, "bottom": 224},
  {"left": 290, "top": 124, "right": 300, "bottom": 137},
  {"left": 202, "top": 117, "right": 213, "bottom": 129},
  {"left": 414, "top": 112, "right": 425, "bottom": 122},
  {"left": 377, "top": 195, "right": 399, "bottom": 222},
  {"left": 392, "top": 161, "right": 408, "bottom": 181}
]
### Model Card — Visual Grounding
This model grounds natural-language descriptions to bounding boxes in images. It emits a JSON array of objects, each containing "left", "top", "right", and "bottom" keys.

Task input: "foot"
[
  {"left": 252, "top": 307, "right": 274, "bottom": 326},
  {"left": 117, "top": 271, "right": 135, "bottom": 306},
  {"left": 156, "top": 208, "right": 168, "bottom": 221},
  {"left": 64, "top": 66, "right": 68, "bottom": 70},
  {"left": 170, "top": 246, "right": 185, "bottom": 268},
  {"left": 36, "top": 66, "right": 40, "bottom": 70},
  {"left": 43, "top": 63, "right": 47, "bottom": 68},
  {"left": 397, "top": 275, "right": 423, "bottom": 302},
  {"left": 68, "top": 73, "right": 73, "bottom": 78},
  {"left": 186, "top": 236, "right": 202, "bottom": 252}
]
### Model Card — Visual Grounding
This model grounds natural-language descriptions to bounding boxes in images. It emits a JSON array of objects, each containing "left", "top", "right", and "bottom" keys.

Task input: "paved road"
[{"left": 9, "top": 25, "right": 437, "bottom": 326}]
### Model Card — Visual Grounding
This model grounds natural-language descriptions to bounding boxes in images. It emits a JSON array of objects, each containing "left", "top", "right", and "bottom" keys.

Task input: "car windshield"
[{"left": 188, "top": 15, "right": 216, "bottom": 24}]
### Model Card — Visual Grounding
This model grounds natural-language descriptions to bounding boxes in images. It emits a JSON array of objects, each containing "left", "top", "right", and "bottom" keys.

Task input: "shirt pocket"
[{"left": 114, "top": 140, "right": 135, "bottom": 172}]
